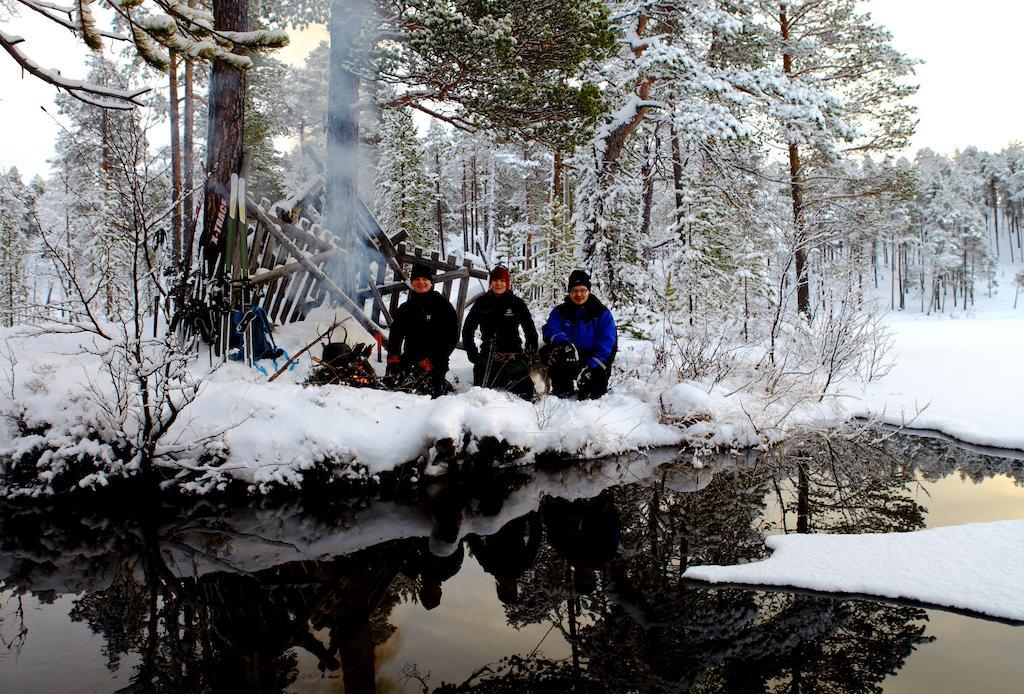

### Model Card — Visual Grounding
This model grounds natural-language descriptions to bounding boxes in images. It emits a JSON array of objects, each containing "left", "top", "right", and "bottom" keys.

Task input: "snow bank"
[
  {"left": 684, "top": 520, "right": 1024, "bottom": 622},
  {"left": 0, "top": 317, "right": 695, "bottom": 493},
  {"left": 846, "top": 315, "right": 1024, "bottom": 451},
  {"left": 174, "top": 378, "right": 683, "bottom": 488}
]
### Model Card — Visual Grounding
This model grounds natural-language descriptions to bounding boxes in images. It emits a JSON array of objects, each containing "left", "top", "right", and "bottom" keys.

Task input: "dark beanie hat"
[
  {"left": 489, "top": 265, "right": 511, "bottom": 286},
  {"left": 567, "top": 269, "right": 591, "bottom": 291},
  {"left": 410, "top": 263, "right": 434, "bottom": 283}
]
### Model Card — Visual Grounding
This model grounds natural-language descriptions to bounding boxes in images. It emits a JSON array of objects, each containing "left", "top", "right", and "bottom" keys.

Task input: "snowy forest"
[{"left": 0, "top": 0, "right": 1022, "bottom": 496}]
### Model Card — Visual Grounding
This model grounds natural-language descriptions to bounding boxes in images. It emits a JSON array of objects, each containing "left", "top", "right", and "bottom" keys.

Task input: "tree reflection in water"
[{"left": 0, "top": 432, "right": 1020, "bottom": 692}]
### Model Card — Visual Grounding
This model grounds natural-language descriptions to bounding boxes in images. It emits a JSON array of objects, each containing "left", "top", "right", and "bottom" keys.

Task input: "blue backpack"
[{"left": 230, "top": 307, "right": 288, "bottom": 374}]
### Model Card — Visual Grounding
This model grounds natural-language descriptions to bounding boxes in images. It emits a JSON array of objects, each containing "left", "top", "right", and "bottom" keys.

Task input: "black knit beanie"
[
  {"left": 410, "top": 264, "right": 434, "bottom": 283},
  {"left": 567, "top": 269, "right": 591, "bottom": 291}
]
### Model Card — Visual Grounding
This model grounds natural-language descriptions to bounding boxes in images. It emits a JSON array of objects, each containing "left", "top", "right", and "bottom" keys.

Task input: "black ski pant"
[{"left": 541, "top": 344, "right": 610, "bottom": 400}]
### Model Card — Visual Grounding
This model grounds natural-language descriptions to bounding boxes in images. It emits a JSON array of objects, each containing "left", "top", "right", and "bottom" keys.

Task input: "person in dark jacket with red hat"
[
  {"left": 461, "top": 265, "right": 539, "bottom": 399},
  {"left": 386, "top": 263, "right": 458, "bottom": 397},
  {"left": 541, "top": 270, "right": 616, "bottom": 399}
]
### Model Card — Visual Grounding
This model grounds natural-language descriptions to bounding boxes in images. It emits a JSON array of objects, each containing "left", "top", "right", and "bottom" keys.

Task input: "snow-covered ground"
[
  {"left": 683, "top": 520, "right": 1024, "bottom": 623},
  {"left": 0, "top": 260, "right": 1020, "bottom": 495},
  {"left": 845, "top": 260, "right": 1024, "bottom": 451},
  {"left": 848, "top": 315, "right": 1024, "bottom": 450}
]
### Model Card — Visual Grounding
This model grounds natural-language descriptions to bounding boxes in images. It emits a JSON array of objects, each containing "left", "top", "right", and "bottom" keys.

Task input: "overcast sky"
[{"left": 1, "top": 1, "right": 1021, "bottom": 180}]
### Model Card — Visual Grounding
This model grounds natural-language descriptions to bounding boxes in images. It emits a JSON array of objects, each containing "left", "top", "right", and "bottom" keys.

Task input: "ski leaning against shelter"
[
  {"left": 385, "top": 264, "right": 459, "bottom": 397},
  {"left": 461, "top": 266, "right": 539, "bottom": 400},
  {"left": 541, "top": 270, "right": 617, "bottom": 400}
]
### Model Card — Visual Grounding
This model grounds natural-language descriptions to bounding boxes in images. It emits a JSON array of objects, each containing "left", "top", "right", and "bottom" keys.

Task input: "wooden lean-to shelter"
[{"left": 189, "top": 177, "right": 488, "bottom": 351}]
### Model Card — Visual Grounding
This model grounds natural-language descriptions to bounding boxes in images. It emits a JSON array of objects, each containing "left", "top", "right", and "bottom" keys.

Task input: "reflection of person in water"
[
  {"left": 416, "top": 536, "right": 465, "bottom": 610},
  {"left": 407, "top": 481, "right": 469, "bottom": 610},
  {"left": 467, "top": 511, "right": 543, "bottom": 604},
  {"left": 542, "top": 490, "right": 621, "bottom": 594}
]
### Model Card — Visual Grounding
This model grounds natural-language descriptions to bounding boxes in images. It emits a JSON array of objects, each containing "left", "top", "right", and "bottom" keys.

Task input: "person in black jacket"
[
  {"left": 386, "top": 264, "right": 458, "bottom": 397},
  {"left": 461, "top": 266, "right": 539, "bottom": 399}
]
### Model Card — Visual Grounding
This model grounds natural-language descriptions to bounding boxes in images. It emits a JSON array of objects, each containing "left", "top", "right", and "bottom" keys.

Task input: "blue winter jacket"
[{"left": 542, "top": 295, "right": 617, "bottom": 369}]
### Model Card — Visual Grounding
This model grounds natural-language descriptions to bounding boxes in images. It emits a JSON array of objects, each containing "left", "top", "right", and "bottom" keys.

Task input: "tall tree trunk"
[
  {"left": 552, "top": 149, "right": 563, "bottom": 206},
  {"left": 203, "top": 0, "right": 247, "bottom": 258},
  {"left": 991, "top": 178, "right": 1000, "bottom": 256},
  {"left": 461, "top": 160, "right": 468, "bottom": 250},
  {"left": 780, "top": 3, "right": 810, "bottom": 317},
  {"left": 471, "top": 155, "right": 479, "bottom": 254},
  {"left": 326, "top": 0, "right": 368, "bottom": 295},
  {"left": 639, "top": 128, "right": 655, "bottom": 262},
  {"left": 183, "top": 2, "right": 195, "bottom": 242},
  {"left": 670, "top": 123, "right": 684, "bottom": 237},
  {"left": 435, "top": 148, "right": 444, "bottom": 254},
  {"left": 169, "top": 52, "right": 183, "bottom": 264}
]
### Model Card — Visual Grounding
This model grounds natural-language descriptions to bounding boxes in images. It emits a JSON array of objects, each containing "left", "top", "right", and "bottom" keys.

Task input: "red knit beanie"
[{"left": 489, "top": 266, "right": 511, "bottom": 286}]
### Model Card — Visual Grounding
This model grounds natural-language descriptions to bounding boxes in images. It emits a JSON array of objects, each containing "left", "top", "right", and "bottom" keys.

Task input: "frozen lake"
[{"left": 0, "top": 432, "right": 1021, "bottom": 692}]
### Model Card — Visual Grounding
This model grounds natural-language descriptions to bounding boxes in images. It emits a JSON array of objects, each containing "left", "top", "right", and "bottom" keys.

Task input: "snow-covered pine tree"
[
  {"left": 374, "top": 108, "right": 432, "bottom": 247},
  {"left": 522, "top": 201, "right": 576, "bottom": 309},
  {"left": 243, "top": 52, "right": 292, "bottom": 204},
  {"left": 572, "top": 0, "right": 837, "bottom": 305},
  {"left": 998, "top": 144, "right": 1024, "bottom": 261},
  {"left": 0, "top": 168, "right": 36, "bottom": 327},
  {"left": 755, "top": 0, "right": 917, "bottom": 317},
  {"left": 49, "top": 56, "right": 170, "bottom": 321},
  {"left": 422, "top": 121, "right": 453, "bottom": 253},
  {"left": 913, "top": 149, "right": 989, "bottom": 313}
]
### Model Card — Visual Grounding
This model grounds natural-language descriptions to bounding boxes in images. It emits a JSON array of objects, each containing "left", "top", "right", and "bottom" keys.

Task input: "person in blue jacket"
[{"left": 541, "top": 270, "right": 617, "bottom": 399}]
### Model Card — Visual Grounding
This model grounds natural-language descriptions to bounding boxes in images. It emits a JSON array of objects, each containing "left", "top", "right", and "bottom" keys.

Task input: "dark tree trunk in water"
[
  {"left": 327, "top": 0, "right": 368, "bottom": 296},
  {"left": 202, "top": 0, "right": 247, "bottom": 252}
]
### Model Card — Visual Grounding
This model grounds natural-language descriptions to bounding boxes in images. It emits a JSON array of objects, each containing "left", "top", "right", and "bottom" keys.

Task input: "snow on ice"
[
  {"left": 683, "top": 520, "right": 1024, "bottom": 623},
  {"left": 846, "top": 314, "right": 1024, "bottom": 451}
]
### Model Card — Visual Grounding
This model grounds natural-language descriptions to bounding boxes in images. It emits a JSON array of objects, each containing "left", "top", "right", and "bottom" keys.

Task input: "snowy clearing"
[
  {"left": 683, "top": 520, "right": 1024, "bottom": 623},
  {"left": 0, "top": 303, "right": 854, "bottom": 494},
  {"left": 849, "top": 315, "right": 1024, "bottom": 451}
]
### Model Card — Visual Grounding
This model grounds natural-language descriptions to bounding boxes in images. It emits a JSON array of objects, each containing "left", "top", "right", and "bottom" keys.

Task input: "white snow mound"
[{"left": 684, "top": 520, "right": 1024, "bottom": 622}]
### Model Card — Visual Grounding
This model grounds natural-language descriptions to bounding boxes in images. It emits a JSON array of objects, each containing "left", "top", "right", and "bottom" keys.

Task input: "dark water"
[{"left": 1, "top": 434, "right": 1022, "bottom": 693}]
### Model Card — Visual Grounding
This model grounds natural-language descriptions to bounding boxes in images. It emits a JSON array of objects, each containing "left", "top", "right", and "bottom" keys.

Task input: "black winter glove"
[{"left": 576, "top": 365, "right": 594, "bottom": 390}]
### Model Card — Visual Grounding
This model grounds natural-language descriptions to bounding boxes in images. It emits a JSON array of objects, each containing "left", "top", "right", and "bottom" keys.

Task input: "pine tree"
[
  {"left": 374, "top": 108, "right": 432, "bottom": 247},
  {"left": 0, "top": 168, "right": 35, "bottom": 326}
]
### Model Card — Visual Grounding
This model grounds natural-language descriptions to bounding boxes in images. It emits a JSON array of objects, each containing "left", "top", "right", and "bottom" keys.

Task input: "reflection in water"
[{"left": 0, "top": 433, "right": 1020, "bottom": 692}]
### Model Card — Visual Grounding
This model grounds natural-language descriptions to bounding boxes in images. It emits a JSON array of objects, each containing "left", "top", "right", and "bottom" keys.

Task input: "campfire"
[{"left": 304, "top": 342, "right": 382, "bottom": 388}]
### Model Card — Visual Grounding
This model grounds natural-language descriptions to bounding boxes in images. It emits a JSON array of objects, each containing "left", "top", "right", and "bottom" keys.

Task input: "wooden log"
[
  {"left": 250, "top": 248, "right": 344, "bottom": 285},
  {"left": 244, "top": 197, "right": 333, "bottom": 253},
  {"left": 371, "top": 261, "right": 387, "bottom": 326},
  {"left": 369, "top": 279, "right": 393, "bottom": 326},
  {"left": 442, "top": 254, "right": 456, "bottom": 300},
  {"left": 248, "top": 218, "right": 267, "bottom": 275},
  {"left": 357, "top": 199, "right": 406, "bottom": 279},
  {"left": 397, "top": 251, "right": 488, "bottom": 278},
  {"left": 455, "top": 258, "right": 472, "bottom": 337},
  {"left": 251, "top": 203, "right": 383, "bottom": 335},
  {"left": 368, "top": 267, "right": 469, "bottom": 297},
  {"left": 389, "top": 242, "right": 405, "bottom": 319}
]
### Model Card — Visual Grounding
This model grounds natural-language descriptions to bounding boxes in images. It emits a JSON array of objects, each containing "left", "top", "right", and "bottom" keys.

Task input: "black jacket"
[
  {"left": 387, "top": 290, "right": 458, "bottom": 366},
  {"left": 462, "top": 290, "right": 538, "bottom": 362}
]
